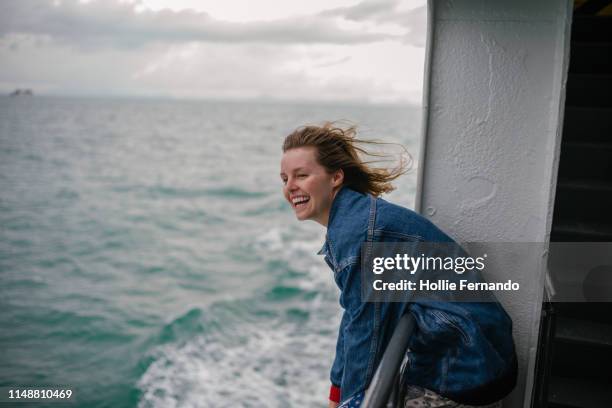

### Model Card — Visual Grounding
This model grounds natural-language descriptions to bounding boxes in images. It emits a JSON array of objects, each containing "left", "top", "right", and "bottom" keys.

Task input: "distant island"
[{"left": 10, "top": 89, "right": 33, "bottom": 96}]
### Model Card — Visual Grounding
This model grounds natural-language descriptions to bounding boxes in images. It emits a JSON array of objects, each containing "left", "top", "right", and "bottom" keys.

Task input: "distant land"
[{"left": 10, "top": 89, "right": 33, "bottom": 96}]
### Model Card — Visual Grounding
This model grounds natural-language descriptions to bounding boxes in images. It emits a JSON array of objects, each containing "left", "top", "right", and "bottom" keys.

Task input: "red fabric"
[{"left": 329, "top": 384, "right": 341, "bottom": 403}]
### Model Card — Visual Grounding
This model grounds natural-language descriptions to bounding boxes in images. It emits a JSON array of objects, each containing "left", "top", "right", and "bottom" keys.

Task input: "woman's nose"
[{"left": 286, "top": 177, "right": 298, "bottom": 190}]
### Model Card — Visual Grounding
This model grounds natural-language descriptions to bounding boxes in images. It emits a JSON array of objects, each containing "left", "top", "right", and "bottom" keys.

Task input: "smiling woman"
[
  {"left": 279, "top": 123, "right": 518, "bottom": 408},
  {"left": 280, "top": 146, "right": 342, "bottom": 225},
  {"left": 280, "top": 124, "right": 409, "bottom": 227}
]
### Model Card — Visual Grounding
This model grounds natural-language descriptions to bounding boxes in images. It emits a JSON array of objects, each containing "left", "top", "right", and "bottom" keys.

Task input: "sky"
[{"left": 0, "top": 0, "right": 427, "bottom": 104}]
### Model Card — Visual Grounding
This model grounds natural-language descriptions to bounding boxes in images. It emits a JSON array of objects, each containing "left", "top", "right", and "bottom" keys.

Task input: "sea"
[{"left": 0, "top": 96, "right": 421, "bottom": 408}]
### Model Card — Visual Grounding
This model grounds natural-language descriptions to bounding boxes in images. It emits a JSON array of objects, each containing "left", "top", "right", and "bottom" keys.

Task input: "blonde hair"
[{"left": 282, "top": 122, "right": 412, "bottom": 197}]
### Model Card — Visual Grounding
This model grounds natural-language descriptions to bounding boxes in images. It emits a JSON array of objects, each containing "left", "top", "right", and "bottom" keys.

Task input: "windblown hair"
[{"left": 282, "top": 122, "right": 412, "bottom": 197}]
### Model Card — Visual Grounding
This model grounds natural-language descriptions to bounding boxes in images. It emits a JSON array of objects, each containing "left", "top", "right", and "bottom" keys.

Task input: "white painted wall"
[{"left": 415, "top": 1, "right": 572, "bottom": 406}]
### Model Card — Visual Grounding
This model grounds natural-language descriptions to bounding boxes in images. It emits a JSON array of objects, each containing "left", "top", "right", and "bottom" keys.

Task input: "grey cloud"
[
  {"left": 320, "top": 0, "right": 427, "bottom": 47},
  {"left": 313, "top": 56, "right": 352, "bottom": 68},
  {"left": 0, "top": 0, "right": 399, "bottom": 48},
  {"left": 0, "top": 39, "right": 418, "bottom": 103},
  {"left": 320, "top": 0, "right": 402, "bottom": 22}
]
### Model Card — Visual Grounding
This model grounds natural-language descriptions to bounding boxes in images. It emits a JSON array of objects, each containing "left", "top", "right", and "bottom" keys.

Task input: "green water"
[{"left": 0, "top": 96, "right": 419, "bottom": 407}]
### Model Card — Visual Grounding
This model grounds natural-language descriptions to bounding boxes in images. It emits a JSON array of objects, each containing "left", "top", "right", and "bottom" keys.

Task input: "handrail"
[
  {"left": 361, "top": 313, "right": 416, "bottom": 408},
  {"left": 414, "top": 0, "right": 436, "bottom": 213}
]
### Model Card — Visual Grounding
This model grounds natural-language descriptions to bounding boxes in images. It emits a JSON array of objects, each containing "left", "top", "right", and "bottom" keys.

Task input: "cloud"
[
  {"left": 321, "top": 0, "right": 402, "bottom": 21},
  {"left": 0, "top": 0, "right": 402, "bottom": 49},
  {"left": 0, "top": 0, "right": 426, "bottom": 104},
  {"left": 312, "top": 56, "right": 352, "bottom": 69},
  {"left": 320, "top": 0, "right": 427, "bottom": 47}
]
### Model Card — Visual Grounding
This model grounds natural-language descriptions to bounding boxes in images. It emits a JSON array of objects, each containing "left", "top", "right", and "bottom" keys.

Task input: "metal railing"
[{"left": 362, "top": 312, "right": 416, "bottom": 408}]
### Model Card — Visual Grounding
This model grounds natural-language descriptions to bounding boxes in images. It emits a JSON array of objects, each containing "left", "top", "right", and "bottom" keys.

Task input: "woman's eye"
[{"left": 298, "top": 174, "right": 307, "bottom": 178}]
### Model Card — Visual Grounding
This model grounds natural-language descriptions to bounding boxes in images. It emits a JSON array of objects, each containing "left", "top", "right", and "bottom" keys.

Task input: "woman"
[{"left": 280, "top": 123, "right": 517, "bottom": 408}]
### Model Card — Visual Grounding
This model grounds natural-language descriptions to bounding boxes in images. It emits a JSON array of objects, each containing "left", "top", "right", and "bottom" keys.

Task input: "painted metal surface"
[{"left": 416, "top": 1, "right": 573, "bottom": 406}]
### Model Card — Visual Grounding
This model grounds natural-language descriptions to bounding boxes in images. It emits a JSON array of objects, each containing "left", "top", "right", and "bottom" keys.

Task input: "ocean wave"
[
  {"left": 156, "top": 307, "right": 207, "bottom": 345},
  {"left": 137, "top": 241, "right": 342, "bottom": 407},
  {"left": 137, "top": 308, "right": 337, "bottom": 408},
  {"left": 111, "top": 184, "right": 270, "bottom": 200},
  {"left": 241, "top": 198, "right": 290, "bottom": 217},
  {"left": 265, "top": 285, "right": 306, "bottom": 301},
  {"left": 200, "top": 187, "right": 269, "bottom": 199}
]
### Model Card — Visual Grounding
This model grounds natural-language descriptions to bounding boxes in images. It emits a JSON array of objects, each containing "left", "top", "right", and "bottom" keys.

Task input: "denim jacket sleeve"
[
  {"left": 330, "top": 309, "right": 347, "bottom": 387},
  {"left": 331, "top": 259, "right": 378, "bottom": 402}
]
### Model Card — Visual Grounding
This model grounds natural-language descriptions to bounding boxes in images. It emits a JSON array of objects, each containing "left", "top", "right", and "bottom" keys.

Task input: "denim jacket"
[{"left": 318, "top": 186, "right": 517, "bottom": 405}]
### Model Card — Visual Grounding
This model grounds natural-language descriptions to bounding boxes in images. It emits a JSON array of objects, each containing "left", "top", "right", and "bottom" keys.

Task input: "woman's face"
[{"left": 280, "top": 146, "right": 343, "bottom": 226}]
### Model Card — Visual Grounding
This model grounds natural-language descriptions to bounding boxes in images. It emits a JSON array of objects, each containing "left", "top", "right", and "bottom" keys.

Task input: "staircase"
[{"left": 533, "top": 1, "right": 612, "bottom": 407}]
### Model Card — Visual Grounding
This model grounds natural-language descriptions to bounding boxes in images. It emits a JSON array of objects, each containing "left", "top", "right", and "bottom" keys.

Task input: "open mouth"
[{"left": 291, "top": 195, "right": 310, "bottom": 209}]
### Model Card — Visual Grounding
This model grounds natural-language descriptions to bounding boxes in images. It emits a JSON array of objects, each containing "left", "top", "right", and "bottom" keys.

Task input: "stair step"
[
  {"left": 551, "top": 221, "right": 612, "bottom": 242},
  {"left": 557, "top": 178, "right": 612, "bottom": 192},
  {"left": 551, "top": 339, "right": 612, "bottom": 386},
  {"left": 571, "top": 16, "right": 612, "bottom": 42},
  {"left": 563, "top": 141, "right": 612, "bottom": 150},
  {"left": 556, "top": 316, "right": 612, "bottom": 347},
  {"left": 563, "top": 107, "right": 612, "bottom": 142},
  {"left": 569, "top": 42, "right": 612, "bottom": 74},
  {"left": 548, "top": 376, "right": 612, "bottom": 408},
  {"left": 566, "top": 74, "right": 612, "bottom": 107},
  {"left": 557, "top": 142, "right": 612, "bottom": 181},
  {"left": 554, "top": 303, "right": 612, "bottom": 324},
  {"left": 553, "top": 179, "right": 612, "bottom": 224}
]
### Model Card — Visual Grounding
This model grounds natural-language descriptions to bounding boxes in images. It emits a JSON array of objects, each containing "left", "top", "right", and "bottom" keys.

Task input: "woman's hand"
[{"left": 328, "top": 400, "right": 339, "bottom": 408}]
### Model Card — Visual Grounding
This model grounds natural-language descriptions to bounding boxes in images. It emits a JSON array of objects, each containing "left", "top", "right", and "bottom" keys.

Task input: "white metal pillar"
[{"left": 416, "top": 1, "right": 573, "bottom": 406}]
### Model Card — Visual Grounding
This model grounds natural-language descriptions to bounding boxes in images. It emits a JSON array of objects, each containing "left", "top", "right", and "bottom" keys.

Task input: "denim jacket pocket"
[
  {"left": 372, "top": 229, "right": 424, "bottom": 242},
  {"left": 431, "top": 310, "right": 472, "bottom": 346}
]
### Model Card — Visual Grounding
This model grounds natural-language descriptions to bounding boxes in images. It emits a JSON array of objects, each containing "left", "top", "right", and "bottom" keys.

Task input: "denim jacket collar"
[
  {"left": 316, "top": 185, "right": 366, "bottom": 257},
  {"left": 316, "top": 242, "right": 327, "bottom": 256}
]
